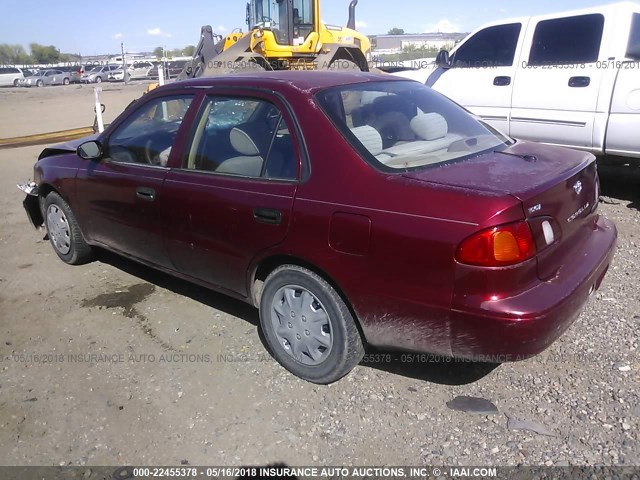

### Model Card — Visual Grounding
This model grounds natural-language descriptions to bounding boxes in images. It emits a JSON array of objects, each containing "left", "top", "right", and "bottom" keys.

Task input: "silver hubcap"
[
  {"left": 270, "top": 285, "right": 333, "bottom": 366},
  {"left": 47, "top": 204, "right": 71, "bottom": 255}
]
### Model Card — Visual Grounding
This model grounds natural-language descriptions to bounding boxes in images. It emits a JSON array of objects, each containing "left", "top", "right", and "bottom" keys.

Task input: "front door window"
[{"left": 107, "top": 95, "right": 193, "bottom": 166}]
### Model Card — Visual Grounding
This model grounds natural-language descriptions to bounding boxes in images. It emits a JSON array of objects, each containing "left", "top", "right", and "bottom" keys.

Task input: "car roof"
[{"left": 160, "top": 70, "right": 410, "bottom": 95}]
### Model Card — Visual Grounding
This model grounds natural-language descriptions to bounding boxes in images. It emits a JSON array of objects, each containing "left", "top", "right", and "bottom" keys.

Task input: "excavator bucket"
[{"left": 178, "top": 26, "right": 268, "bottom": 79}]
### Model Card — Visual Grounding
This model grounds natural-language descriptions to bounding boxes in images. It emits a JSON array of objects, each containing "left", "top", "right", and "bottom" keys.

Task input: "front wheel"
[
  {"left": 259, "top": 265, "right": 364, "bottom": 384},
  {"left": 44, "top": 192, "right": 93, "bottom": 265},
  {"left": 95, "top": 76, "right": 102, "bottom": 84},
  {"left": 63, "top": 77, "right": 70, "bottom": 85},
  {"left": 36, "top": 80, "right": 43, "bottom": 87}
]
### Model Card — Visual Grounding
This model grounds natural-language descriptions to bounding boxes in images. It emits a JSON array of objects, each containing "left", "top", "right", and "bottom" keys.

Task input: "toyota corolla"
[{"left": 18, "top": 71, "right": 617, "bottom": 384}]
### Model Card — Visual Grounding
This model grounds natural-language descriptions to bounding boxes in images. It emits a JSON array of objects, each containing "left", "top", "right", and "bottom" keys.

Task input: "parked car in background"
[
  {"left": 56, "top": 65, "right": 84, "bottom": 83},
  {"left": 18, "top": 72, "right": 616, "bottom": 384},
  {"left": 108, "top": 61, "right": 155, "bottom": 82},
  {"left": 0, "top": 66, "right": 25, "bottom": 87},
  {"left": 152, "top": 60, "right": 188, "bottom": 79},
  {"left": 108, "top": 68, "right": 126, "bottom": 82},
  {"left": 129, "top": 61, "right": 155, "bottom": 80},
  {"left": 395, "top": 2, "right": 640, "bottom": 163},
  {"left": 22, "top": 68, "right": 39, "bottom": 77},
  {"left": 18, "top": 69, "right": 70, "bottom": 87},
  {"left": 81, "top": 65, "right": 119, "bottom": 83}
]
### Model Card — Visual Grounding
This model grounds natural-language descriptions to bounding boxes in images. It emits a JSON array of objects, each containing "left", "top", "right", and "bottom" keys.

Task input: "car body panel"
[{"left": 21, "top": 71, "right": 617, "bottom": 363}]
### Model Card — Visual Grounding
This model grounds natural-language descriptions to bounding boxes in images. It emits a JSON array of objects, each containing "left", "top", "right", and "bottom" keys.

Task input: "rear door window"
[
  {"left": 184, "top": 97, "right": 298, "bottom": 180},
  {"left": 528, "top": 14, "right": 604, "bottom": 65}
]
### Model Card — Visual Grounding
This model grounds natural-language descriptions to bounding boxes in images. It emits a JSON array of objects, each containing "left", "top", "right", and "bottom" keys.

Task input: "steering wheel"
[{"left": 144, "top": 139, "right": 156, "bottom": 164}]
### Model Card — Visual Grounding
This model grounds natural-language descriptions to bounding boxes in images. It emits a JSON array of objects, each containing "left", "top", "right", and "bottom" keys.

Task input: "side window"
[
  {"left": 529, "top": 14, "right": 604, "bottom": 65},
  {"left": 107, "top": 95, "right": 193, "bottom": 166},
  {"left": 628, "top": 13, "right": 640, "bottom": 59},
  {"left": 184, "top": 97, "right": 298, "bottom": 180},
  {"left": 451, "top": 23, "right": 521, "bottom": 68},
  {"left": 293, "top": 0, "right": 314, "bottom": 40}
]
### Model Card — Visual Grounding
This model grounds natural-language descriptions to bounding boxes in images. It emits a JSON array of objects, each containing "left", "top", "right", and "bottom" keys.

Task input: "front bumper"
[
  {"left": 448, "top": 215, "right": 617, "bottom": 361},
  {"left": 17, "top": 182, "right": 43, "bottom": 229}
]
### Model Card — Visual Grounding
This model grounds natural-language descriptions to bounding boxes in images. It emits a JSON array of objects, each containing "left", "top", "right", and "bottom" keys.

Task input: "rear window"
[
  {"left": 316, "top": 80, "right": 512, "bottom": 172},
  {"left": 628, "top": 13, "right": 640, "bottom": 59},
  {"left": 529, "top": 14, "right": 604, "bottom": 65}
]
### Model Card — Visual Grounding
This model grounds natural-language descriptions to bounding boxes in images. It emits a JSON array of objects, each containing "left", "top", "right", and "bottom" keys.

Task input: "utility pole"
[
  {"left": 162, "top": 46, "right": 167, "bottom": 81},
  {"left": 121, "top": 42, "right": 129, "bottom": 85}
]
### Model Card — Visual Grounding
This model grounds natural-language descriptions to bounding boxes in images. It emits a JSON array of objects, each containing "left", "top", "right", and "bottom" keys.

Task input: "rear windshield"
[{"left": 315, "top": 80, "right": 512, "bottom": 172}]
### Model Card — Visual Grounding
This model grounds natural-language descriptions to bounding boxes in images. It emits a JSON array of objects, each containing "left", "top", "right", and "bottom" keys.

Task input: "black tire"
[
  {"left": 259, "top": 265, "right": 364, "bottom": 384},
  {"left": 43, "top": 192, "right": 93, "bottom": 265},
  {"left": 63, "top": 77, "right": 70, "bottom": 85},
  {"left": 36, "top": 80, "right": 43, "bottom": 87},
  {"left": 95, "top": 76, "right": 102, "bottom": 84},
  {"left": 13, "top": 78, "right": 19, "bottom": 87}
]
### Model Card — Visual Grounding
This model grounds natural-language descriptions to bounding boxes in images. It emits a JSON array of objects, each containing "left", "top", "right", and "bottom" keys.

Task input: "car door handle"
[
  {"left": 253, "top": 208, "right": 282, "bottom": 225},
  {"left": 493, "top": 76, "right": 511, "bottom": 86},
  {"left": 136, "top": 187, "right": 156, "bottom": 202},
  {"left": 568, "top": 76, "right": 590, "bottom": 88}
]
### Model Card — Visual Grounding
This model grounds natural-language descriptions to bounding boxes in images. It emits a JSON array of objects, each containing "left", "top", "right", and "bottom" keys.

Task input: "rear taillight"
[{"left": 456, "top": 220, "right": 536, "bottom": 267}]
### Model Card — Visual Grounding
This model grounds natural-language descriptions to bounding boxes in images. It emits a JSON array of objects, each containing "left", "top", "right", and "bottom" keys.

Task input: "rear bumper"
[{"left": 449, "top": 215, "right": 617, "bottom": 361}]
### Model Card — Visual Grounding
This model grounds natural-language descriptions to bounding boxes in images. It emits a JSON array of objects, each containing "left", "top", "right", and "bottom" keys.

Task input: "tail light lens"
[{"left": 456, "top": 220, "right": 536, "bottom": 267}]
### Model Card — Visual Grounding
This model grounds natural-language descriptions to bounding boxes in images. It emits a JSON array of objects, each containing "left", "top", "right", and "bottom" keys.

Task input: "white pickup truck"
[{"left": 396, "top": 2, "right": 640, "bottom": 161}]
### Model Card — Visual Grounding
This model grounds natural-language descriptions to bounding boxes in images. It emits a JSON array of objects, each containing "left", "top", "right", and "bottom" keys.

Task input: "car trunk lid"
[{"left": 401, "top": 141, "right": 599, "bottom": 280}]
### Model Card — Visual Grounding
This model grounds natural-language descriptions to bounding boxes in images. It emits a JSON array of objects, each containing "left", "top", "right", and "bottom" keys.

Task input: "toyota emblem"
[{"left": 573, "top": 181, "right": 583, "bottom": 195}]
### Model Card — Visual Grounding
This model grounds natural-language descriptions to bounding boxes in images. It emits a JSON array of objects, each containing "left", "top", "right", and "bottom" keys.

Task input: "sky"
[{"left": 0, "top": 0, "right": 630, "bottom": 55}]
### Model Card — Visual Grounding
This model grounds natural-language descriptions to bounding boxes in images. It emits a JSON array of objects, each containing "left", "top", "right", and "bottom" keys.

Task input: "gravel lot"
[{"left": 0, "top": 85, "right": 638, "bottom": 469}]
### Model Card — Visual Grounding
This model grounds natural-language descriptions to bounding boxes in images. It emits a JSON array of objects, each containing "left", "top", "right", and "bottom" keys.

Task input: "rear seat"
[
  {"left": 381, "top": 113, "right": 461, "bottom": 158},
  {"left": 350, "top": 113, "right": 461, "bottom": 165}
]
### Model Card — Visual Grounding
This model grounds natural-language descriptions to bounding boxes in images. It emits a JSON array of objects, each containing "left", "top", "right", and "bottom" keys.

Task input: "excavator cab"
[{"left": 247, "top": 0, "right": 318, "bottom": 47}]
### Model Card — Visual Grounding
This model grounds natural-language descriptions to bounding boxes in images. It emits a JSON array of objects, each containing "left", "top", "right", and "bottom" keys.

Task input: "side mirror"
[
  {"left": 77, "top": 140, "right": 103, "bottom": 160},
  {"left": 435, "top": 50, "right": 451, "bottom": 69}
]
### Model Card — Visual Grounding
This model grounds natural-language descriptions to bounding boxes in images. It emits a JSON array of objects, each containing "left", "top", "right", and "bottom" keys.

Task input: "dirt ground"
[
  {"left": 0, "top": 85, "right": 638, "bottom": 469},
  {"left": 0, "top": 82, "right": 151, "bottom": 137}
]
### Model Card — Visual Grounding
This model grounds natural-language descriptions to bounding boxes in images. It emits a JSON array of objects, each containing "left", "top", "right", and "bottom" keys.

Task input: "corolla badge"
[{"left": 573, "top": 181, "right": 583, "bottom": 195}]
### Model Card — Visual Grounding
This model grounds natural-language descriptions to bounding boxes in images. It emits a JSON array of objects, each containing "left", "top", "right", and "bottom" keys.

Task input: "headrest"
[
  {"left": 350, "top": 125, "right": 383, "bottom": 156},
  {"left": 410, "top": 113, "right": 448, "bottom": 141},
  {"left": 230, "top": 123, "right": 269, "bottom": 156}
]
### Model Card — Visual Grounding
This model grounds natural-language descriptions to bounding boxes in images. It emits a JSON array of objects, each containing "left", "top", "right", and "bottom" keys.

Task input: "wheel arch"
[
  {"left": 328, "top": 46, "right": 369, "bottom": 72},
  {"left": 38, "top": 182, "right": 60, "bottom": 215},
  {"left": 38, "top": 183, "right": 90, "bottom": 242},
  {"left": 250, "top": 254, "right": 368, "bottom": 345}
]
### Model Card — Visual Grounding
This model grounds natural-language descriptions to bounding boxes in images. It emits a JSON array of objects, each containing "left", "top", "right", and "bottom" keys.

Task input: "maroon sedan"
[{"left": 19, "top": 71, "right": 616, "bottom": 384}]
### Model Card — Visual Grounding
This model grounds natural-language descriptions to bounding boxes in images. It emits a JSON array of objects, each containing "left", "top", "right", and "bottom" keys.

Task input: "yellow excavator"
[{"left": 178, "top": 0, "right": 372, "bottom": 78}]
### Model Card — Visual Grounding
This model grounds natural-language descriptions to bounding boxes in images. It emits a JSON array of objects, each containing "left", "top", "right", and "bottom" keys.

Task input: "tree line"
[
  {"left": 0, "top": 43, "right": 81, "bottom": 65},
  {"left": 0, "top": 43, "right": 198, "bottom": 66}
]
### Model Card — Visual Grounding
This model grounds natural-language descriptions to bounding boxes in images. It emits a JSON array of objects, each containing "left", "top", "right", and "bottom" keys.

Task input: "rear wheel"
[
  {"left": 36, "top": 79, "right": 43, "bottom": 87},
  {"left": 44, "top": 192, "right": 93, "bottom": 265},
  {"left": 259, "top": 265, "right": 364, "bottom": 384},
  {"left": 13, "top": 79, "right": 19, "bottom": 87},
  {"left": 95, "top": 76, "right": 102, "bottom": 84},
  {"left": 63, "top": 77, "right": 70, "bottom": 85}
]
